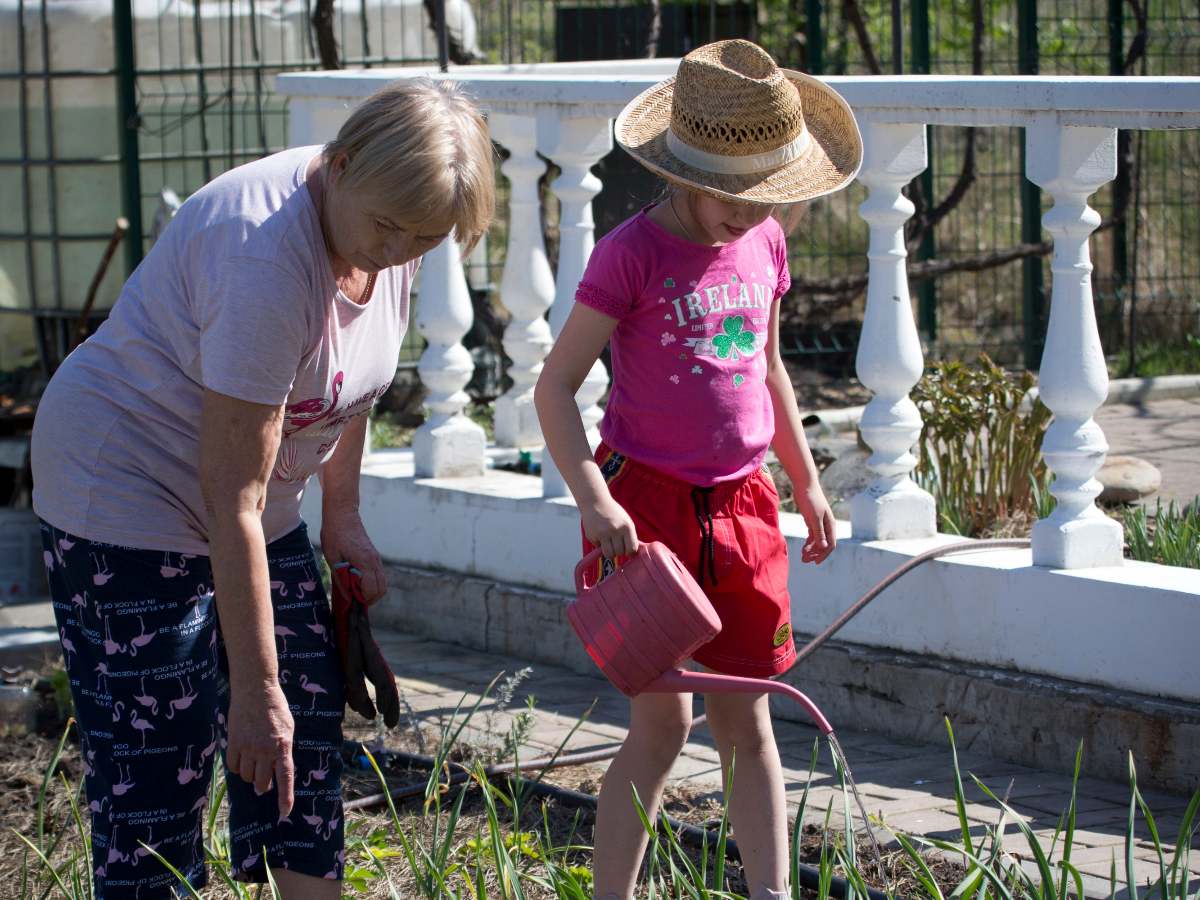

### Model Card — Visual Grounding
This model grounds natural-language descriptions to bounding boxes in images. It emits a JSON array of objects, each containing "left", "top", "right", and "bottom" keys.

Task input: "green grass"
[
  {"left": 1109, "top": 336, "right": 1200, "bottom": 378},
  {"left": 12, "top": 710, "right": 1200, "bottom": 900},
  {"left": 1122, "top": 498, "right": 1200, "bottom": 569}
]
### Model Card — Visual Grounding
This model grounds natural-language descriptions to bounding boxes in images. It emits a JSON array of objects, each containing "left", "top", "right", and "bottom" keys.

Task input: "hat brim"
[{"left": 615, "top": 69, "right": 863, "bottom": 206}]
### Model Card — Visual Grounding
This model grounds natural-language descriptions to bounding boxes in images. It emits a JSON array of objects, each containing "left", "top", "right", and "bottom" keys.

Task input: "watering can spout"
[{"left": 644, "top": 669, "right": 834, "bottom": 736}]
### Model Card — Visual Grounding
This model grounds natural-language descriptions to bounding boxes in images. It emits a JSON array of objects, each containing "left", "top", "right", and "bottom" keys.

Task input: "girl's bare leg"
[
  {"left": 592, "top": 690, "right": 693, "bottom": 899},
  {"left": 704, "top": 690, "right": 789, "bottom": 896}
]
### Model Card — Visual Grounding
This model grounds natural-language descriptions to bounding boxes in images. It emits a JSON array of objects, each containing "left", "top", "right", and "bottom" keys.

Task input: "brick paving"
[{"left": 373, "top": 630, "right": 1200, "bottom": 899}]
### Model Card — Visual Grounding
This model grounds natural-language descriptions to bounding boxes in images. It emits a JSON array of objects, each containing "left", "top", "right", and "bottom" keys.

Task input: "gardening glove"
[{"left": 331, "top": 562, "right": 401, "bottom": 728}]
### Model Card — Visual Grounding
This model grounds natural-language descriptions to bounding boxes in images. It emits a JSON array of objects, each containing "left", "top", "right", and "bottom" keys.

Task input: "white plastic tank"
[{"left": 0, "top": 0, "right": 478, "bottom": 370}]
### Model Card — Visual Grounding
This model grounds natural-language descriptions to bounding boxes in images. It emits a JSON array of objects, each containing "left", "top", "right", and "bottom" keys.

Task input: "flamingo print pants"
[{"left": 42, "top": 520, "right": 346, "bottom": 898}]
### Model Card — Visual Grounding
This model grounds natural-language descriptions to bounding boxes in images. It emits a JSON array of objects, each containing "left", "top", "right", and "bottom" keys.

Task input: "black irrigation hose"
[
  {"left": 349, "top": 748, "right": 893, "bottom": 900},
  {"left": 346, "top": 540, "right": 1032, "bottom": 896}
]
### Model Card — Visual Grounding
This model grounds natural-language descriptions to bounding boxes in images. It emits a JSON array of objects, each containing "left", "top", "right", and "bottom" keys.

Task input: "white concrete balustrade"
[{"left": 277, "top": 69, "right": 1200, "bottom": 572}]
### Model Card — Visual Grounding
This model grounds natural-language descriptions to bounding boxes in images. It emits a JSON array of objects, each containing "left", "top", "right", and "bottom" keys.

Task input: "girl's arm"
[
  {"left": 764, "top": 299, "right": 837, "bottom": 564},
  {"left": 534, "top": 303, "right": 639, "bottom": 558}
]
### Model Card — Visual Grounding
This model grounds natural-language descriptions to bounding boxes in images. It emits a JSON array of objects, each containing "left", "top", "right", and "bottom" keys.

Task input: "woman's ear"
[{"left": 328, "top": 152, "right": 350, "bottom": 183}]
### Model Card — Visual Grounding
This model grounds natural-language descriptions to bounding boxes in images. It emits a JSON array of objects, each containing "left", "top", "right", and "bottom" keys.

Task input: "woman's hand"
[
  {"left": 226, "top": 680, "right": 295, "bottom": 818},
  {"left": 795, "top": 484, "right": 837, "bottom": 564},
  {"left": 582, "top": 495, "right": 639, "bottom": 559},
  {"left": 320, "top": 508, "right": 387, "bottom": 604}
]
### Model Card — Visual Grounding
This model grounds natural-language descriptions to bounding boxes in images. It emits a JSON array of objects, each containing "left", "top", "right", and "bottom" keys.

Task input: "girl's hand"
[
  {"left": 582, "top": 496, "right": 640, "bottom": 559},
  {"left": 320, "top": 508, "right": 387, "bottom": 604},
  {"left": 795, "top": 485, "right": 837, "bottom": 564}
]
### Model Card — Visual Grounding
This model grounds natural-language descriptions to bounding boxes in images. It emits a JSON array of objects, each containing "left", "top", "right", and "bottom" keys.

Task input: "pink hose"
[{"left": 644, "top": 668, "right": 834, "bottom": 735}]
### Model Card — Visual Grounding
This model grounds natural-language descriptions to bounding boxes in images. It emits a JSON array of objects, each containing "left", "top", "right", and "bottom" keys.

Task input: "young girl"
[{"left": 534, "top": 40, "right": 862, "bottom": 900}]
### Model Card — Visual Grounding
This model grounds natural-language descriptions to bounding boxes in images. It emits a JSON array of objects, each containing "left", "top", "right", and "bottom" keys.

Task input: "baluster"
[
  {"left": 412, "top": 233, "right": 486, "bottom": 478},
  {"left": 1026, "top": 122, "right": 1123, "bottom": 568},
  {"left": 850, "top": 121, "right": 937, "bottom": 540},
  {"left": 537, "top": 111, "right": 613, "bottom": 498},
  {"left": 491, "top": 112, "right": 555, "bottom": 449}
]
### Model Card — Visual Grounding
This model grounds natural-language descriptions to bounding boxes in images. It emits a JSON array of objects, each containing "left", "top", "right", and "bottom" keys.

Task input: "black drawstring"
[{"left": 690, "top": 486, "right": 719, "bottom": 587}]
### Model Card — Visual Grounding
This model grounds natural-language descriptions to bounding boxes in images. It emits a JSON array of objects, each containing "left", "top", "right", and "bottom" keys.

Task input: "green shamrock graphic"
[
  {"left": 664, "top": 277, "right": 675, "bottom": 288},
  {"left": 733, "top": 374, "right": 745, "bottom": 388},
  {"left": 712, "top": 315, "right": 756, "bottom": 361}
]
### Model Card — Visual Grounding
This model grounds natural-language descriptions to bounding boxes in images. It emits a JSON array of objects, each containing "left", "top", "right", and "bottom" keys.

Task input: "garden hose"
[{"left": 348, "top": 535, "right": 1032, "bottom": 811}]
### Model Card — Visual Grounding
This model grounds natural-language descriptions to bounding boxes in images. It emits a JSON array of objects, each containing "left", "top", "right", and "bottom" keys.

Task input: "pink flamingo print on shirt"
[
  {"left": 284, "top": 371, "right": 344, "bottom": 436},
  {"left": 272, "top": 439, "right": 305, "bottom": 484},
  {"left": 70, "top": 590, "right": 89, "bottom": 614}
]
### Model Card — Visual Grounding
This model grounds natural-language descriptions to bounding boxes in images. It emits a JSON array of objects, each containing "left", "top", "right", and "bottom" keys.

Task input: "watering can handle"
[
  {"left": 575, "top": 545, "right": 642, "bottom": 594},
  {"left": 574, "top": 547, "right": 606, "bottom": 595}
]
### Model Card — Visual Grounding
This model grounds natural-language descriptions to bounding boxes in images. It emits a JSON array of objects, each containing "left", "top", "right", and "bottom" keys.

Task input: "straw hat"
[{"left": 615, "top": 40, "right": 863, "bottom": 205}]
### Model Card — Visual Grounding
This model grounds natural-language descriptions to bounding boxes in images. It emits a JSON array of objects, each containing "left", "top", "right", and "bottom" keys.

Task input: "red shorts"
[{"left": 582, "top": 442, "right": 795, "bottom": 678}]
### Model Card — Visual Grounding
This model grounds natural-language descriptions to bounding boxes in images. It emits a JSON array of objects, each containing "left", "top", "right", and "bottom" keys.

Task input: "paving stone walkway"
[
  {"left": 1094, "top": 397, "right": 1200, "bottom": 507},
  {"left": 373, "top": 629, "right": 1200, "bottom": 900}
]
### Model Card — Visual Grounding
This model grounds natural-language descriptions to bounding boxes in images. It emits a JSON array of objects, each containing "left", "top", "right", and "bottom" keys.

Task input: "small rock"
[
  {"left": 819, "top": 446, "right": 873, "bottom": 520},
  {"left": 1097, "top": 455, "right": 1161, "bottom": 504}
]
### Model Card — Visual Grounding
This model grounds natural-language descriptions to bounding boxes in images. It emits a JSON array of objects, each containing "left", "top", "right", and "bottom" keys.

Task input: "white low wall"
[{"left": 302, "top": 451, "right": 1200, "bottom": 705}]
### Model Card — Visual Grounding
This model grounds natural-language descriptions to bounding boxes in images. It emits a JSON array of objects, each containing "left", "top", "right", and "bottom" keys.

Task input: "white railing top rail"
[{"left": 277, "top": 69, "right": 1200, "bottom": 129}]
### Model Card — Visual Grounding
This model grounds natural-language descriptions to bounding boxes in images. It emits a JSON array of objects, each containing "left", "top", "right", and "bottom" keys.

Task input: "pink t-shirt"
[
  {"left": 576, "top": 210, "right": 791, "bottom": 486},
  {"left": 32, "top": 146, "right": 414, "bottom": 554}
]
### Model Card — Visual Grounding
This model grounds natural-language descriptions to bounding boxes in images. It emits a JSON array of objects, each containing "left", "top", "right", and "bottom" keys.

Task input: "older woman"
[{"left": 31, "top": 78, "right": 494, "bottom": 898}]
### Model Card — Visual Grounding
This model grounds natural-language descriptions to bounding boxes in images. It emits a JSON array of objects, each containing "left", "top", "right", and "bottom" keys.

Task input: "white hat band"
[{"left": 665, "top": 124, "right": 812, "bottom": 175}]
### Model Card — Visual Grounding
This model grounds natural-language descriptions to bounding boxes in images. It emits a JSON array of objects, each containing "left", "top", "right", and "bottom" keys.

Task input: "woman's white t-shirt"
[{"left": 32, "top": 145, "right": 414, "bottom": 554}]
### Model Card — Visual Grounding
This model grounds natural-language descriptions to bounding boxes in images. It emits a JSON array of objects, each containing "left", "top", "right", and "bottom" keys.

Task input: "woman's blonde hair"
[{"left": 325, "top": 78, "right": 495, "bottom": 253}]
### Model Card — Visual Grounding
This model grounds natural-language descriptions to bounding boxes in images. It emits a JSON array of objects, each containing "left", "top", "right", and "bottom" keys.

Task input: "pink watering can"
[{"left": 569, "top": 542, "right": 833, "bottom": 735}]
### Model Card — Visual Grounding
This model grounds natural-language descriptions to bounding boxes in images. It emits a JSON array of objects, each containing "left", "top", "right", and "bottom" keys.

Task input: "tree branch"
[{"left": 311, "top": 0, "right": 340, "bottom": 70}]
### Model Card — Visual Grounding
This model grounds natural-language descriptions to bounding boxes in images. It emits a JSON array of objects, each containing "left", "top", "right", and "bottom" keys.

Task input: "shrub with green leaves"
[{"left": 912, "top": 354, "right": 1052, "bottom": 537}]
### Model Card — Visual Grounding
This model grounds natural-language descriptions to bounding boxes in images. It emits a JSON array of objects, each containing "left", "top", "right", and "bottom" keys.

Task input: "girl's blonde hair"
[{"left": 325, "top": 78, "right": 495, "bottom": 253}]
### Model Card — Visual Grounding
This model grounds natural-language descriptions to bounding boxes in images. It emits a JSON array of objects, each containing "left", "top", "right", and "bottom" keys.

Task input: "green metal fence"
[{"left": 2, "top": 0, "right": 1196, "bottom": 390}]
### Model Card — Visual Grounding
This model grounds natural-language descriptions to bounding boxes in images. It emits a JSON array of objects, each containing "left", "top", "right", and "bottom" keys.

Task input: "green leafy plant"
[
  {"left": 1122, "top": 498, "right": 1200, "bottom": 568},
  {"left": 913, "top": 354, "right": 1052, "bottom": 537}
]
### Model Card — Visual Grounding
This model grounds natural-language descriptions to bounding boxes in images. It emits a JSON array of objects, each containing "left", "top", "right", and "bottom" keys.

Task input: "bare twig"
[
  {"left": 645, "top": 0, "right": 662, "bottom": 59},
  {"left": 311, "top": 0, "right": 340, "bottom": 69},
  {"left": 842, "top": 0, "right": 882, "bottom": 74}
]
